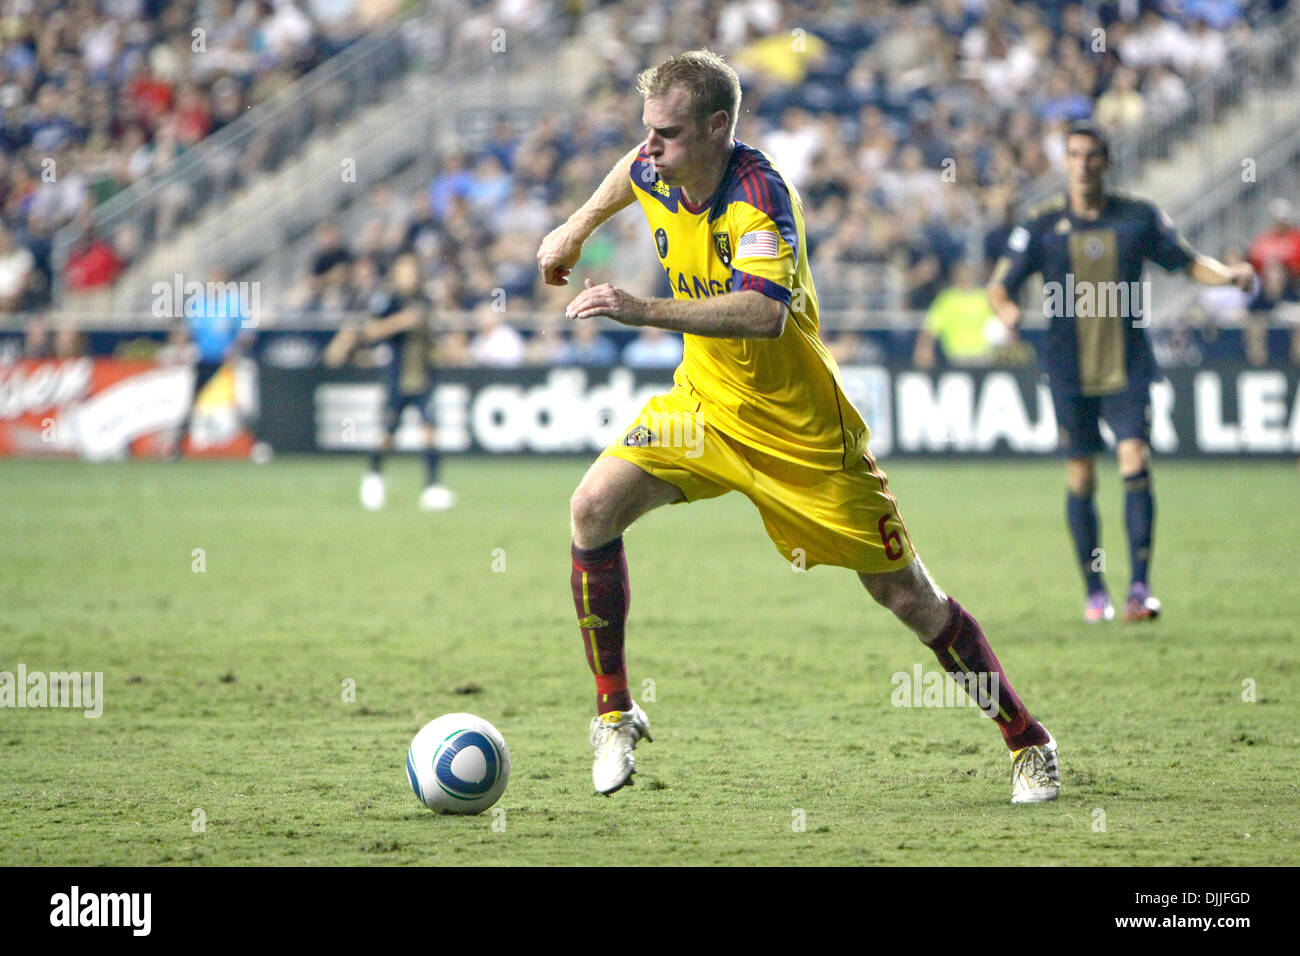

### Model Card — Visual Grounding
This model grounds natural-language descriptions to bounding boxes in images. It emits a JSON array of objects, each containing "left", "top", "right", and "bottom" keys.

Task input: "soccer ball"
[{"left": 406, "top": 713, "right": 510, "bottom": 814}]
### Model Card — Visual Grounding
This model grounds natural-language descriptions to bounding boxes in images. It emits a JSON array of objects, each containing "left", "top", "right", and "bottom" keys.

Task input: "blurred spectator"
[
  {"left": 825, "top": 331, "right": 885, "bottom": 366},
  {"left": 0, "top": 226, "right": 36, "bottom": 311},
  {"left": 1248, "top": 199, "right": 1300, "bottom": 279},
  {"left": 308, "top": 219, "right": 353, "bottom": 311},
  {"left": 469, "top": 306, "right": 525, "bottom": 367},
  {"left": 1094, "top": 67, "right": 1145, "bottom": 131},
  {"left": 622, "top": 326, "right": 683, "bottom": 368},
  {"left": 763, "top": 108, "right": 823, "bottom": 188},
  {"left": 1144, "top": 65, "right": 1192, "bottom": 118},
  {"left": 730, "top": 16, "right": 827, "bottom": 87},
  {"left": 430, "top": 153, "right": 475, "bottom": 219},
  {"left": 63, "top": 228, "right": 124, "bottom": 292},
  {"left": 438, "top": 329, "right": 473, "bottom": 367},
  {"left": 557, "top": 319, "right": 617, "bottom": 366},
  {"left": 23, "top": 315, "right": 52, "bottom": 357},
  {"left": 1248, "top": 259, "right": 1300, "bottom": 364},
  {"left": 525, "top": 313, "right": 569, "bottom": 365},
  {"left": 53, "top": 325, "right": 86, "bottom": 357},
  {"left": 156, "top": 321, "right": 199, "bottom": 366},
  {"left": 466, "top": 155, "right": 512, "bottom": 216},
  {"left": 912, "top": 261, "right": 1001, "bottom": 369}
]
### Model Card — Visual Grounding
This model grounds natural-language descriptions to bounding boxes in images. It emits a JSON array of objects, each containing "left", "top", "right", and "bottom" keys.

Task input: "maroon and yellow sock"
[
  {"left": 929, "top": 597, "right": 1049, "bottom": 751},
  {"left": 571, "top": 536, "right": 631, "bottom": 714}
]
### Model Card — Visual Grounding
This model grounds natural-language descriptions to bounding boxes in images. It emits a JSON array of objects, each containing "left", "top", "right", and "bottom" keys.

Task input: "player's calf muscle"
[{"left": 859, "top": 559, "right": 950, "bottom": 643}]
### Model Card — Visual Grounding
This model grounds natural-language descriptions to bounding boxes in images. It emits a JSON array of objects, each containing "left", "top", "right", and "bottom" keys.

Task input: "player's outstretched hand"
[
  {"left": 565, "top": 278, "right": 647, "bottom": 326},
  {"left": 537, "top": 225, "right": 584, "bottom": 286},
  {"left": 1228, "top": 262, "right": 1257, "bottom": 292}
]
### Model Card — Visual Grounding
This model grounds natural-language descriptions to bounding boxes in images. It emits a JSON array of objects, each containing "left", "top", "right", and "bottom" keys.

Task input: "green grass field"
[{"left": 1, "top": 455, "right": 1297, "bottom": 866}]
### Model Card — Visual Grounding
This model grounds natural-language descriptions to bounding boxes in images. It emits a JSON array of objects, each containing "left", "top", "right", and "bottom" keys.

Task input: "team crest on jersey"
[
  {"left": 655, "top": 228, "right": 668, "bottom": 259},
  {"left": 624, "top": 424, "right": 653, "bottom": 447},
  {"left": 713, "top": 232, "right": 732, "bottom": 267},
  {"left": 1055, "top": 218, "right": 1072, "bottom": 234}
]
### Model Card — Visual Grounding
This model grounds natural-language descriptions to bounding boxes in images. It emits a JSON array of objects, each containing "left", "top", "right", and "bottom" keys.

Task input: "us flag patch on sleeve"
[{"left": 736, "top": 230, "right": 779, "bottom": 259}]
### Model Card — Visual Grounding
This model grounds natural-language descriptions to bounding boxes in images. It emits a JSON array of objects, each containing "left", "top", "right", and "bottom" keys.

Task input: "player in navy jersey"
[
  {"left": 988, "top": 122, "right": 1253, "bottom": 622},
  {"left": 327, "top": 252, "right": 454, "bottom": 511}
]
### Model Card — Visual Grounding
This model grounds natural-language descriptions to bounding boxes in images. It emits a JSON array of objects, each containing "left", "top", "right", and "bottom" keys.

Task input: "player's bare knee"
[
  {"left": 1117, "top": 440, "right": 1149, "bottom": 476},
  {"left": 1066, "top": 458, "right": 1096, "bottom": 497},
  {"left": 569, "top": 483, "right": 617, "bottom": 545}
]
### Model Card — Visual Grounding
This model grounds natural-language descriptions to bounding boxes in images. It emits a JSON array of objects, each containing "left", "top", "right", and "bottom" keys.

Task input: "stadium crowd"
[
  {"left": 0, "top": 0, "right": 401, "bottom": 311},
  {"left": 2, "top": 0, "right": 1299, "bottom": 369}
]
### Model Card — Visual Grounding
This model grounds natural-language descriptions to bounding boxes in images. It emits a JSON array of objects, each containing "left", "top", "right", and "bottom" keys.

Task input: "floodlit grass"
[{"left": 1, "top": 456, "right": 1296, "bottom": 865}]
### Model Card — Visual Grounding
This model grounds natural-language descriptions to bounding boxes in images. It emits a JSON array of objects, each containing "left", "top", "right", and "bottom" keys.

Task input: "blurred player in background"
[
  {"left": 987, "top": 122, "right": 1254, "bottom": 623},
  {"left": 175, "top": 267, "right": 254, "bottom": 458},
  {"left": 326, "top": 251, "right": 454, "bottom": 511},
  {"left": 538, "top": 50, "right": 1059, "bottom": 805}
]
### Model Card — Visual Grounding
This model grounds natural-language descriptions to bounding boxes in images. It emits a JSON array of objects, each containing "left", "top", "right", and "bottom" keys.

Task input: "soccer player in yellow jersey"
[{"left": 537, "top": 50, "right": 1058, "bottom": 804}]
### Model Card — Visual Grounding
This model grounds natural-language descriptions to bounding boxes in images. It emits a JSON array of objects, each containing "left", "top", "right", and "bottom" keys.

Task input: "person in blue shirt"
[{"left": 176, "top": 267, "right": 254, "bottom": 457}]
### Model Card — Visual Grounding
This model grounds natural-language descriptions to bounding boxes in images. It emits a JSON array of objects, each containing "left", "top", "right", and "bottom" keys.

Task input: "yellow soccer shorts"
[{"left": 600, "top": 387, "right": 916, "bottom": 573}]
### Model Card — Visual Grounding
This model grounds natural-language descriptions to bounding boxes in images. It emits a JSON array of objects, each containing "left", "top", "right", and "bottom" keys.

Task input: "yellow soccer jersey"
[{"left": 629, "top": 140, "right": 868, "bottom": 470}]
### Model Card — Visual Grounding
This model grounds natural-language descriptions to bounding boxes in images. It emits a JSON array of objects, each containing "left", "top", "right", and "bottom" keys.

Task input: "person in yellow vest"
[{"left": 913, "top": 260, "right": 1003, "bottom": 369}]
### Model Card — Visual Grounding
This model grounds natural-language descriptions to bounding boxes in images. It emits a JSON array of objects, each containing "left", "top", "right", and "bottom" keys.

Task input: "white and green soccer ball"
[{"left": 406, "top": 714, "right": 510, "bottom": 815}]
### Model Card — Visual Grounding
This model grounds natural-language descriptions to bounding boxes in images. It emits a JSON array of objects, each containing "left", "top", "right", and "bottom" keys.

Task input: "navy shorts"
[
  {"left": 1051, "top": 382, "right": 1152, "bottom": 456},
  {"left": 383, "top": 387, "right": 433, "bottom": 431}
]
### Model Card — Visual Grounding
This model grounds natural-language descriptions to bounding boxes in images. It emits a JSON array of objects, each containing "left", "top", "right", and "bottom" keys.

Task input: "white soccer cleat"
[
  {"left": 589, "top": 702, "right": 653, "bottom": 795},
  {"left": 1010, "top": 732, "right": 1060, "bottom": 804},
  {"left": 418, "top": 484, "right": 457, "bottom": 511},
  {"left": 361, "top": 471, "right": 385, "bottom": 511}
]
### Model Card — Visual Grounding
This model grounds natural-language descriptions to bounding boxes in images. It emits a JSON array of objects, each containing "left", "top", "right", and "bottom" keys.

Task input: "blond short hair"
[{"left": 635, "top": 49, "right": 741, "bottom": 138}]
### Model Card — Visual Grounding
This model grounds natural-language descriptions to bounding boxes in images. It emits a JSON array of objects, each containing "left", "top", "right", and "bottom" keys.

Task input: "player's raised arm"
[
  {"left": 565, "top": 279, "right": 785, "bottom": 339},
  {"left": 537, "top": 145, "right": 643, "bottom": 286}
]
